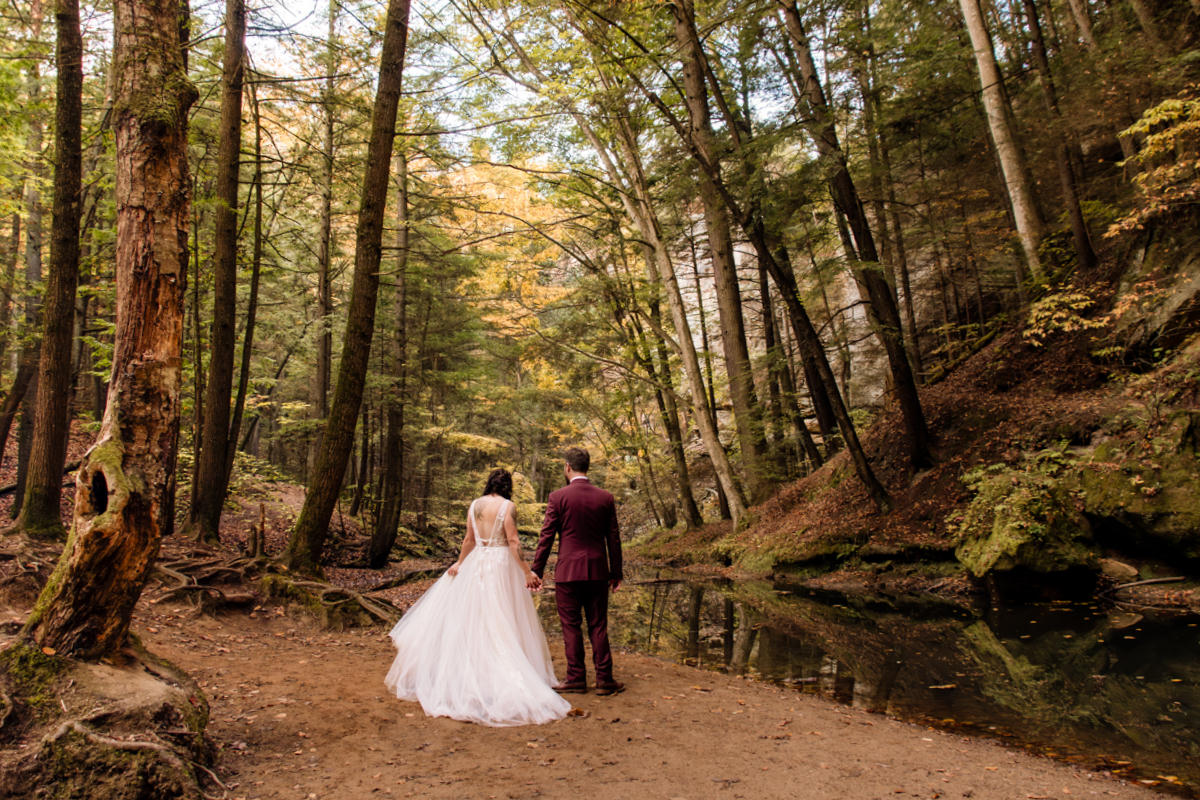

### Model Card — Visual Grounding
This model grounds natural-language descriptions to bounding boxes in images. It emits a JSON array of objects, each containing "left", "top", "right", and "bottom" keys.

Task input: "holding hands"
[{"left": 526, "top": 571, "right": 543, "bottom": 591}]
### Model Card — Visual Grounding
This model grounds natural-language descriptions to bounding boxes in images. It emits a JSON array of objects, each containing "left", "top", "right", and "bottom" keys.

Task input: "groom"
[{"left": 531, "top": 447, "right": 624, "bottom": 696}]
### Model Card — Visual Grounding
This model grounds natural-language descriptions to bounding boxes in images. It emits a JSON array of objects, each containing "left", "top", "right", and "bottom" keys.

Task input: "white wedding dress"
[{"left": 384, "top": 496, "right": 570, "bottom": 726}]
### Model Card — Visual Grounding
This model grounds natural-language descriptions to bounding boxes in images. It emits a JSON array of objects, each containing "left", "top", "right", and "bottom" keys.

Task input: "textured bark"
[
  {"left": 25, "top": 0, "right": 195, "bottom": 658},
  {"left": 285, "top": 0, "right": 411, "bottom": 574},
  {"left": 190, "top": 0, "right": 244, "bottom": 543},
  {"left": 670, "top": 0, "right": 770, "bottom": 501},
  {"left": 959, "top": 0, "right": 1046, "bottom": 281},
  {"left": 13, "top": 0, "right": 84, "bottom": 538}
]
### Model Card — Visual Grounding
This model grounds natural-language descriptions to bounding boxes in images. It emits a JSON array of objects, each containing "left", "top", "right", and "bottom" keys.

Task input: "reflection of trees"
[{"left": 606, "top": 576, "right": 1200, "bottom": 790}]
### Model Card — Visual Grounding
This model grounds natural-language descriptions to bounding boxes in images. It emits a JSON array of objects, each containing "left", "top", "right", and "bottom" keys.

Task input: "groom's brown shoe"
[
  {"left": 594, "top": 681, "right": 625, "bottom": 696},
  {"left": 554, "top": 681, "right": 587, "bottom": 694}
]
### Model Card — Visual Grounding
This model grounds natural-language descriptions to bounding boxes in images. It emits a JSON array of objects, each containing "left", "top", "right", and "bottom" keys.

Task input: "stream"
[{"left": 539, "top": 570, "right": 1200, "bottom": 796}]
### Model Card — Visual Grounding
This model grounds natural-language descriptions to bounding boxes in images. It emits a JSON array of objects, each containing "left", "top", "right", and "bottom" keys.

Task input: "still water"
[{"left": 540, "top": 572, "right": 1200, "bottom": 796}]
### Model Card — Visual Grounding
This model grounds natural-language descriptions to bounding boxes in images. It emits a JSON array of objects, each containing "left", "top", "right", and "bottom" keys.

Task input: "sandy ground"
[{"left": 135, "top": 604, "right": 1160, "bottom": 800}]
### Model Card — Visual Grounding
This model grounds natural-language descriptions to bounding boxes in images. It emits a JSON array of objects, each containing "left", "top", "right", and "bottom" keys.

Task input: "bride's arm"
[
  {"left": 503, "top": 503, "right": 539, "bottom": 588},
  {"left": 448, "top": 512, "right": 477, "bottom": 577}
]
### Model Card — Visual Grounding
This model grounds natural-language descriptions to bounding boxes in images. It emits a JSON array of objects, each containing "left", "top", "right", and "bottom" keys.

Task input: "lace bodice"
[{"left": 469, "top": 496, "right": 512, "bottom": 547}]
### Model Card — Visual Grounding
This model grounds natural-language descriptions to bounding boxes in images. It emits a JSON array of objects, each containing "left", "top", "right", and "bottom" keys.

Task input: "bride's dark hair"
[{"left": 483, "top": 468, "right": 513, "bottom": 500}]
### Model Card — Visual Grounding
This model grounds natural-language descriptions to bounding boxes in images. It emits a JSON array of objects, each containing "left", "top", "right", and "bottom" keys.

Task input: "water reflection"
[{"left": 539, "top": 573, "right": 1200, "bottom": 795}]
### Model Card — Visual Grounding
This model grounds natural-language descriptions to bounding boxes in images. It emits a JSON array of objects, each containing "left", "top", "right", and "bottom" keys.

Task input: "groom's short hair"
[{"left": 564, "top": 447, "right": 590, "bottom": 473}]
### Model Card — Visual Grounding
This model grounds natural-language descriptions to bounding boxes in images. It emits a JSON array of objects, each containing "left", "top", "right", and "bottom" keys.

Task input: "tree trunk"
[
  {"left": 1064, "top": 0, "right": 1098, "bottom": 48},
  {"left": 11, "top": 0, "right": 84, "bottom": 538},
  {"left": 310, "top": 0, "right": 338, "bottom": 478},
  {"left": 0, "top": 214, "right": 17, "bottom": 382},
  {"left": 1021, "top": 0, "right": 1097, "bottom": 271},
  {"left": 368, "top": 152, "right": 409, "bottom": 569},
  {"left": 225, "top": 78, "right": 263, "bottom": 491},
  {"left": 24, "top": 0, "right": 195, "bottom": 658},
  {"left": 284, "top": 0, "right": 411, "bottom": 574},
  {"left": 190, "top": 0, "right": 244, "bottom": 544},
  {"left": 670, "top": 0, "right": 770, "bottom": 502},
  {"left": 958, "top": 0, "right": 1046, "bottom": 282},
  {"left": 777, "top": 1, "right": 932, "bottom": 471}
]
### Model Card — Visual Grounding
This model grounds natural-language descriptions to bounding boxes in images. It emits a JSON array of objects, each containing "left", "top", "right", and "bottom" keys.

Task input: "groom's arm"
[
  {"left": 530, "top": 495, "right": 559, "bottom": 578},
  {"left": 606, "top": 496, "right": 622, "bottom": 584}
]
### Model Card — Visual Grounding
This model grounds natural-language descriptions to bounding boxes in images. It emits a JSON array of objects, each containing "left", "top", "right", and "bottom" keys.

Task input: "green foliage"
[
  {"left": 1108, "top": 86, "right": 1200, "bottom": 236},
  {"left": 1022, "top": 289, "right": 1107, "bottom": 347}
]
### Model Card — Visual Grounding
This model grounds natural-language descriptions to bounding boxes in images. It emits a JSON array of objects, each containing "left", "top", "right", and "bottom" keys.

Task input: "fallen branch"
[{"left": 1110, "top": 576, "right": 1185, "bottom": 592}]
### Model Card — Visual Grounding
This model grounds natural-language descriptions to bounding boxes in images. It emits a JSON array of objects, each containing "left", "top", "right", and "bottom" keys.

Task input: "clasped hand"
[{"left": 526, "top": 571, "right": 543, "bottom": 591}]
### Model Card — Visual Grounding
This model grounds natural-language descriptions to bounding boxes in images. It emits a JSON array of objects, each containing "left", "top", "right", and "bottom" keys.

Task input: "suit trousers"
[{"left": 554, "top": 579, "right": 613, "bottom": 684}]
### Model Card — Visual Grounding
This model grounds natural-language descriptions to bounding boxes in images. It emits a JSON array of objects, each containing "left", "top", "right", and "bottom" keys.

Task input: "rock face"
[{"left": 954, "top": 430, "right": 1200, "bottom": 580}]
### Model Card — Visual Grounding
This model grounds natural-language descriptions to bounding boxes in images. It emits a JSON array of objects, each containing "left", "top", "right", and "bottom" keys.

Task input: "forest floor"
[{"left": 131, "top": 596, "right": 1159, "bottom": 800}]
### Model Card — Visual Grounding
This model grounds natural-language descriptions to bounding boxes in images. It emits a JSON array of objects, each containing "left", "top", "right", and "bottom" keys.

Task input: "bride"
[{"left": 384, "top": 468, "right": 570, "bottom": 726}]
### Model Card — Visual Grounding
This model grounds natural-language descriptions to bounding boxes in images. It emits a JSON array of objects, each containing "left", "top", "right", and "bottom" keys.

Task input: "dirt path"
[{"left": 137, "top": 604, "right": 1158, "bottom": 800}]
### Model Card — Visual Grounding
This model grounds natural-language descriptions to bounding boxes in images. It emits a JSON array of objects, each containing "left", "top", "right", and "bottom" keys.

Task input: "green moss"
[
  {"left": 41, "top": 729, "right": 194, "bottom": 800},
  {"left": 953, "top": 447, "right": 1096, "bottom": 577},
  {"left": 0, "top": 642, "right": 69, "bottom": 714}
]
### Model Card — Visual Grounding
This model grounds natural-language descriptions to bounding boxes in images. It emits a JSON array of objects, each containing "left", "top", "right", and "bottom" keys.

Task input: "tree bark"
[
  {"left": 958, "top": 0, "right": 1046, "bottom": 282},
  {"left": 670, "top": 0, "right": 770, "bottom": 501},
  {"left": 310, "top": 0, "right": 338, "bottom": 478},
  {"left": 226, "top": 76, "right": 264, "bottom": 488},
  {"left": 285, "top": 0, "right": 411, "bottom": 574},
  {"left": 24, "top": 0, "right": 195, "bottom": 658},
  {"left": 368, "top": 154, "right": 409, "bottom": 569},
  {"left": 0, "top": 214, "right": 17, "bottom": 382},
  {"left": 776, "top": 1, "right": 931, "bottom": 471},
  {"left": 190, "top": 0, "right": 244, "bottom": 544},
  {"left": 1021, "top": 0, "right": 1096, "bottom": 271},
  {"left": 11, "top": 0, "right": 84, "bottom": 538}
]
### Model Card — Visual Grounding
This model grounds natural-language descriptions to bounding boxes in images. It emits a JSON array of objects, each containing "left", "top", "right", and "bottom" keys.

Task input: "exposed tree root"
[{"left": 260, "top": 572, "right": 400, "bottom": 628}]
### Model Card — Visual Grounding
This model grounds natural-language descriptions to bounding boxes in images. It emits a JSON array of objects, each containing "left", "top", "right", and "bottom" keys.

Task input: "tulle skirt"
[{"left": 384, "top": 545, "right": 570, "bottom": 727}]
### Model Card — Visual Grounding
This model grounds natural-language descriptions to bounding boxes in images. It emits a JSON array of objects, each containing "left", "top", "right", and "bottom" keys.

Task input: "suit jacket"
[{"left": 532, "top": 477, "right": 622, "bottom": 582}]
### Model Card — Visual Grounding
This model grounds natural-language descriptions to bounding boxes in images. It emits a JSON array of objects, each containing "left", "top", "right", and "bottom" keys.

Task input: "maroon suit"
[{"left": 532, "top": 477, "right": 622, "bottom": 685}]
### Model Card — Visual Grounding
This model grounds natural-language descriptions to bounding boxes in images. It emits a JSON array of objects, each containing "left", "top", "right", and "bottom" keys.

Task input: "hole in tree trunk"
[{"left": 90, "top": 471, "right": 109, "bottom": 514}]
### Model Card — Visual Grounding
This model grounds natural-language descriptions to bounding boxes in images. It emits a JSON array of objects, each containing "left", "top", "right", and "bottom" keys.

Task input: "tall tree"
[
  {"left": 309, "top": 0, "right": 338, "bottom": 478},
  {"left": 24, "top": 0, "right": 196, "bottom": 658},
  {"left": 775, "top": 1, "right": 932, "bottom": 470},
  {"left": 958, "top": 0, "right": 1046, "bottom": 281},
  {"left": 10, "top": 0, "right": 84, "bottom": 537},
  {"left": 368, "top": 150, "right": 409, "bottom": 569},
  {"left": 284, "top": 0, "right": 412, "bottom": 574},
  {"left": 669, "top": 0, "right": 771, "bottom": 501},
  {"left": 189, "top": 0, "right": 245, "bottom": 543}
]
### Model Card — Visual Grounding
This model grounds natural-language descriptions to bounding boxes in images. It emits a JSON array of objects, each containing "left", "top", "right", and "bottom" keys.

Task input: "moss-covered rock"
[{"left": 953, "top": 449, "right": 1096, "bottom": 578}]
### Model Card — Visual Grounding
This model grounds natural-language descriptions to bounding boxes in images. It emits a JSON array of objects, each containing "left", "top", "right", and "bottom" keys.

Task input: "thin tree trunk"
[
  {"left": 670, "top": 0, "right": 770, "bottom": 501},
  {"left": 226, "top": 76, "right": 264, "bottom": 488},
  {"left": 368, "top": 152, "right": 410, "bottom": 569},
  {"left": 1065, "top": 0, "right": 1098, "bottom": 48},
  {"left": 11, "top": 0, "right": 84, "bottom": 537},
  {"left": 1021, "top": 0, "right": 1097, "bottom": 271},
  {"left": 958, "top": 0, "right": 1046, "bottom": 281},
  {"left": 310, "top": 0, "right": 338, "bottom": 477},
  {"left": 285, "top": 0, "right": 411, "bottom": 574},
  {"left": 0, "top": 214, "right": 17, "bottom": 382},
  {"left": 190, "top": 0, "right": 245, "bottom": 544},
  {"left": 777, "top": 1, "right": 931, "bottom": 471},
  {"left": 24, "top": 0, "right": 195, "bottom": 658}
]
